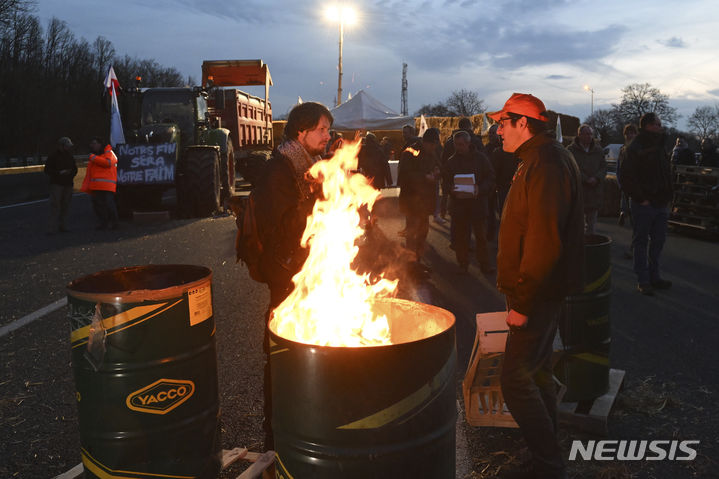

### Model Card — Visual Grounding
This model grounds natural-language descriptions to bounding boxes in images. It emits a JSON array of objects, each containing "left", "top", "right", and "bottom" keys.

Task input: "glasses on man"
[{"left": 496, "top": 117, "right": 515, "bottom": 130}]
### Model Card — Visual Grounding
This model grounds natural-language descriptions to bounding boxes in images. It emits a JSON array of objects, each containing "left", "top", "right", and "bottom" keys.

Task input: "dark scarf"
[{"left": 277, "top": 139, "right": 322, "bottom": 200}]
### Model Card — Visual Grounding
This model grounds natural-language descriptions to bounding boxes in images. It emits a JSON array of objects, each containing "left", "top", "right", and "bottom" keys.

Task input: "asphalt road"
[{"left": 1, "top": 191, "right": 717, "bottom": 478}]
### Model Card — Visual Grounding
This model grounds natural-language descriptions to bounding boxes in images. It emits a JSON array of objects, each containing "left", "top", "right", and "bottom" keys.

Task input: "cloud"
[
  {"left": 168, "top": 0, "right": 314, "bottom": 25},
  {"left": 708, "top": 89, "right": 719, "bottom": 97},
  {"left": 659, "top": 36, "right": 687, "bottom": 48},
  {"left": 489, "top": 24, "right": 627, "bottom": 69},
  {"left": 546, "top": 74, "right": 572, "bottom": 80}
]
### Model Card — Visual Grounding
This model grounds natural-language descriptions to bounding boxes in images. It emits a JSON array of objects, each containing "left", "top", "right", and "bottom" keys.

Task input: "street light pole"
[
  {"left": 326, "top": 5, "right": 355, "bottom": 107},
  {"left": 337, "top": 20, "right": 343, "bottom": 107}
]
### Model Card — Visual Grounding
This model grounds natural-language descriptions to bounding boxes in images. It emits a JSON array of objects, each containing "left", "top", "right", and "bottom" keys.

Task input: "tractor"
[{"left": 116, "top": 60, "right": 273, "bottom": 217}]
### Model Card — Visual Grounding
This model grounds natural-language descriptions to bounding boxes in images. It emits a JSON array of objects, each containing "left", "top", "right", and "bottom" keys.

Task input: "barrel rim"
[
  {"left": 268, "top": 298, "right": 456, "bottom": 350},
  {"left": 584, "top": 233, "right": 612, "bottom": 247},
  {"left": 66, "top": 264, "right": 212, "bottom": 303}
]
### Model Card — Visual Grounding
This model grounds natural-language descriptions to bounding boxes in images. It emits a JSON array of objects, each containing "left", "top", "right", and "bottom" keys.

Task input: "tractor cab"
[{"left": 137, "top": 88, "right": 209, "bottom": 147}]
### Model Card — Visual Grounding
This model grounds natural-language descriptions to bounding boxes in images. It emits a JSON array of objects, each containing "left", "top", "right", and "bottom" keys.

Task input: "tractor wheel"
[
  {"left": 220, "top": 139, "right": 236, "bottom": 204},
  {"left": 182, "top": 147, "right": 221, "bottom": 217}
]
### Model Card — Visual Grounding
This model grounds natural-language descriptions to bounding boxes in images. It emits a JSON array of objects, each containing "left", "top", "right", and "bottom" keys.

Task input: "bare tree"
[
  {"left": 687, "top": 105, "right": 719, "bottom": 142},
  {"left": 0, "top": 0, "right": 33, "bottom": 28},
  {"left": 585, "top": 108, "right": 621, "bottom": 145},
  {"left": 415, "top": 102, "right": 453, "bottom": 117},
  {"left": 611, "top": 83, "right": 678, "bottom": 127},
  {"left": 93, "top": 35, "right": 115, "bottom": 83},
  {"left": 0, "top": 7, "right": 188, "bottom": 156},
  {"left": 445, "top": 88, "right": 486, "bottom": 117}
]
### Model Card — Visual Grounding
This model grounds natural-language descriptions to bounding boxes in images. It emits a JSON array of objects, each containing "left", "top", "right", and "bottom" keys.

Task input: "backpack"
[
  {"left": 230, "top": 193, "right": 265, "bottom": 282},
  {"left": 231, "top": 148, "right": 314, "bottom": 283}
]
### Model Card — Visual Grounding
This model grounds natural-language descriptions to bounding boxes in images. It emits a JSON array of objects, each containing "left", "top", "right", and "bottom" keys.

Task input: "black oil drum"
[
  {"left": 269, "top": 298, "right": 456, "bottom": 479},
  {"left": 557, "top": 234, "right": 612, "bottom": 402},
  {"left": 582, "top": 234, "right": 612, "bottom": 294},
  {"left": 67, "top": 265, "right": 221, "bottom": 479}
]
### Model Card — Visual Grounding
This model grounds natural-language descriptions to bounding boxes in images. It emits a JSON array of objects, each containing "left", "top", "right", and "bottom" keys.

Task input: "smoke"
[{"left": 352, "top": 213, "right": 420, "bottom": 301}]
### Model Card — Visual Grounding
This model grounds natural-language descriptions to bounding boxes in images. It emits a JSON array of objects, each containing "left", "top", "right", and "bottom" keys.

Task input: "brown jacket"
[{"left": 497, "top": 133, "right": 584, "bottom": 315}]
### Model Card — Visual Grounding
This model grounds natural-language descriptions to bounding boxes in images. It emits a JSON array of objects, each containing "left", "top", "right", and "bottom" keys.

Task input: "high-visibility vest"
[{"left": 82, "top": 145, "right": 118, "bottom": 193}]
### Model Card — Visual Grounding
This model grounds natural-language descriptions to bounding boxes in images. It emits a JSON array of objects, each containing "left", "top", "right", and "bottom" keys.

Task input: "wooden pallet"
[
  {"left": 557, "top": 368, "right": 625, "bottom": 436},
  {"left": 668, "top": 215, "right": 719, "bottom": 232},
  {"left": 675, "top": 165, "right": 719, "bottom": 179},
  {"left": 54, "top": 448, "right": 275, "bottom": 479}
]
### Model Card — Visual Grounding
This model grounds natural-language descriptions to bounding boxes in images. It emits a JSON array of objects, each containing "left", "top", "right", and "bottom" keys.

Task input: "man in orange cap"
[{"left": 488, "top": 93, "right": 584, "bottom": 479}]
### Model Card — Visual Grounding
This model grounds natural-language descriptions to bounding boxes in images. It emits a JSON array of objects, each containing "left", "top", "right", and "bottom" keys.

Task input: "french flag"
[
  {"left": 104, "top": 65, "right": 125, "bottom": 147},
  {"left": 104, "top": 65, "right": 121, "bottom": 97}
]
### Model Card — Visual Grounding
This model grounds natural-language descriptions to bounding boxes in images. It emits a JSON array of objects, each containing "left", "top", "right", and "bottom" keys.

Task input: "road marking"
[
  {"left": 0, "top": 297, "right": 67, "bottom": 338},
  {"left": 0, "top": 193, "right": 84, "bottom": 210}
]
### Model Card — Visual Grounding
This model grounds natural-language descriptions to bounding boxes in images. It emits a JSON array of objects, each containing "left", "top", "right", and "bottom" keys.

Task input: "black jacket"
[
  {"left": 254, "top": 149, "right": 318, "bottom": 287},
  {"left": 620, "top": 130, "right": 673, "bottom": 206},
  {"left": 497, "top": 133, "right": 584, "bottom": 315},
  {"left": 358, "top": 140, "right": 392, "bottom": 189},
  {"left": 444, "top": 147, "right": 495, "bottom": 217},
  {"left": 491, "top": 146, "right": 519, "bottom": 190},
  {"left": 44, "top": 149, "right": 77, "bottom": 186}
]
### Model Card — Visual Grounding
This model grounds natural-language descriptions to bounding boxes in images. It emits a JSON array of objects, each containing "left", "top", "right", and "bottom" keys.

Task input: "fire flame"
[
  {"left": 405, "top": 147, "right": 420, "bottom": 157},
  {"left": 270, "top": 140, "right": 398, "bottom": 347}
]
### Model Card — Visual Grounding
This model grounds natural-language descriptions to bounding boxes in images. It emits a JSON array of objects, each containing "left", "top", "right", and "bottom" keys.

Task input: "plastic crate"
[{"left": 462, "top": 312, "right": 519, "bottom": 428}]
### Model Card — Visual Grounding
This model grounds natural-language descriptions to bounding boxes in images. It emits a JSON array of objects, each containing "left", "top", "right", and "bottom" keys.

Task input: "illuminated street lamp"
[
  {"left": 583, "top": 84, "right": 594, "bottom": 117},
  {"left": 325, "top": 5, "right": 356, "bottom": 107}
]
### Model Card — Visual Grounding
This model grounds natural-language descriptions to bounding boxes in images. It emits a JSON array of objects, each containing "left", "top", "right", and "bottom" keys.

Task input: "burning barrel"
[
  {"left": 66, "top": 265, "right": 221, "bottom": 479},
  {"left": 556, "top": 234, "right": 612, "bottom": 401},
  {"left": 269, "top": 298, "right": 457, "bottom": 478}
]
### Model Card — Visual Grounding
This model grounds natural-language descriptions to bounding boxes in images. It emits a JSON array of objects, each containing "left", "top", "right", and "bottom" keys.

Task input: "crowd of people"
[
  {"left": 43, "top": 93, "right": 710, "bottom": 478},
  {"left": 244, "top": 96, "right": 697, "bottom": 478}
]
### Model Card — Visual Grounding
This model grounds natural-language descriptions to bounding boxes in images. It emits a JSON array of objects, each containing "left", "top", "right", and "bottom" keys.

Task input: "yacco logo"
[
  {"left": 569, "top": 440, "right": 699, "bottom": 461},
  {"left": 126, "top": 379, "right": 195, "bottom": 415}
]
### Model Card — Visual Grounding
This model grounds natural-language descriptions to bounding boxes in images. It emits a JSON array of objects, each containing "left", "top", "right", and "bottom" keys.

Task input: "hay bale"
[{"left": 415, "top": 114, "right": 485, "bottom": 144}]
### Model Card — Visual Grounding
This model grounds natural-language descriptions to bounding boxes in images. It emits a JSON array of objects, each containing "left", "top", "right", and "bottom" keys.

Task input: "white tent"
[{"left": 330, "top": 90, "right": 413, "bottom": 130}]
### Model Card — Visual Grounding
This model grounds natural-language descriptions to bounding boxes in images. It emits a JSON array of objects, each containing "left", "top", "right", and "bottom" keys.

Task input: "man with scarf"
[
  {"left": 252, "top": 101, "right": 332, "bottom": 450},
  {"left": 620, "top": 112, "right": 673, "bottom": 296}
]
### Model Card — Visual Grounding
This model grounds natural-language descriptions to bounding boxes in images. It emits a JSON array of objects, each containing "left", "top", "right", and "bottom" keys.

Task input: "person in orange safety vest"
[{"left": 81, "top": 137, "right": 119, "bottom": 230}]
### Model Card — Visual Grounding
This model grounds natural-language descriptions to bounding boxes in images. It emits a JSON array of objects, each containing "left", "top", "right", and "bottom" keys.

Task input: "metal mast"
[{"left": 401, "top": 63, "right": 408, "bottom": 116}]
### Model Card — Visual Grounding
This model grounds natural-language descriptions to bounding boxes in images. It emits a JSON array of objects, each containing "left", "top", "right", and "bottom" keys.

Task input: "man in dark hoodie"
[
  {"left": 44, "top": 137, "right": 78, "bottom": 233},
  {"left": 620, "top": 112, "right": 673, "bottom": 296},
  {"left": 489, "top": 93, "right": 584, "bottom": 479}
]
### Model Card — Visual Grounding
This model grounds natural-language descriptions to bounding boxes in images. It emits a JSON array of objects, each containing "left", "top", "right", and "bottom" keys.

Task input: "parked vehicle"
[
  {"left": 603, "top": 143, "right": 622, "bottom": 175},
  {"left": 116, "top": 60, "right": 273, "bottom": 217}
]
